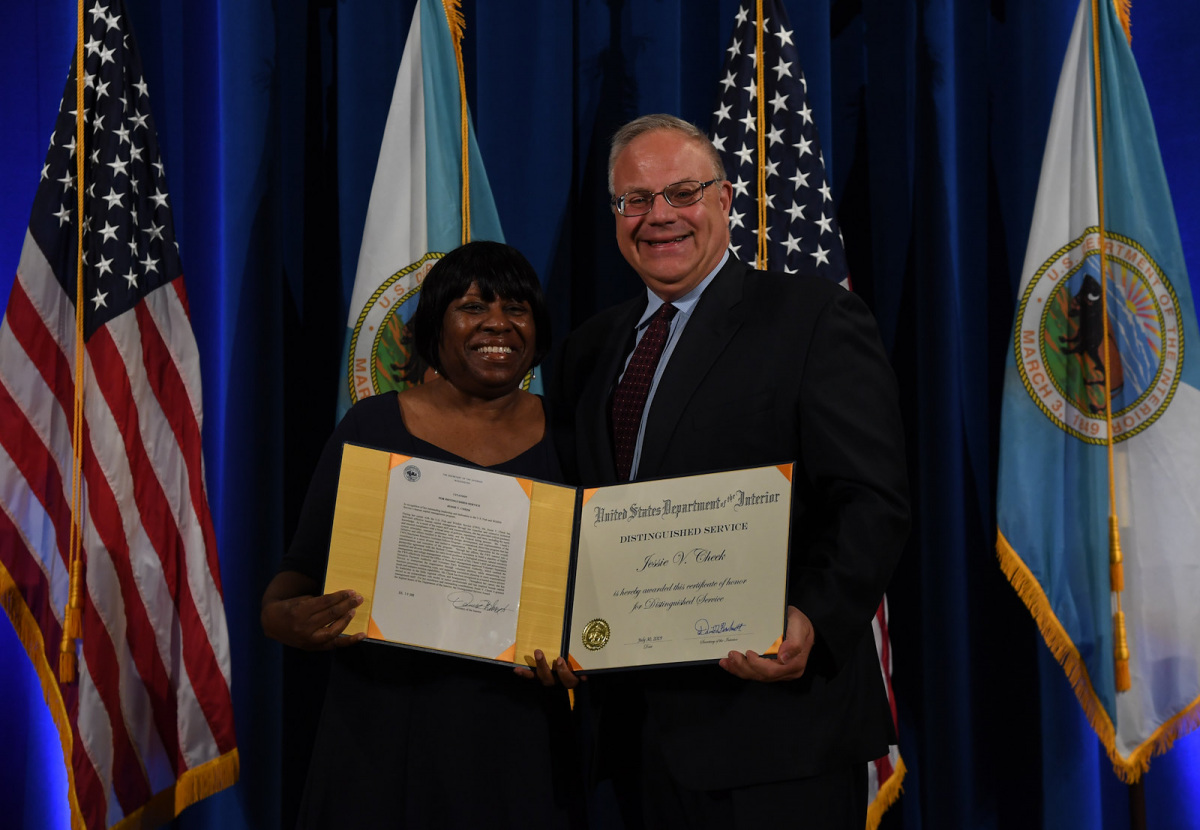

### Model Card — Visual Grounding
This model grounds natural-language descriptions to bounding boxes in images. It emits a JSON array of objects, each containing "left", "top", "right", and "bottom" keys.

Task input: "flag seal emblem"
[
  {"left": 347, "top": 252, "right": 443, "bottom": 404},
  {"left": 1015, "top": 228, "right": 1183, "bottom": 444}
]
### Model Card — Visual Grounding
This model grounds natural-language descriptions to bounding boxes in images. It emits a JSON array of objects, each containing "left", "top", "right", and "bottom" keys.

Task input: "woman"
[{"left": 262, "top": 241, "right": 581, "bottom": 828}]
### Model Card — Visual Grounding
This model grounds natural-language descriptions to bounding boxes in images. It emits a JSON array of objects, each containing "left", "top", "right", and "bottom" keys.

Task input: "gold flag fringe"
[
  {"left": 171, "top": 750, "right": 240, "bottom": 816},
  {"left": 441, "top": 0, "right": 465, "bottom": 41},
  {"left": 6, "top": 558, "right": 241, "bottom": 827},
  {"left": 997, "top": 530, "right": 1200, "bottom": 782},
  {"left": 865, "top": 756, "right": 906, "bottom": 830},
  {"left": 1113, "top": 0, "right": 1132, "bottom": 43},
  {"left": 2, "top": 561, "right": 87, "bottom": 828},
  {"left": 110, "top": 750, "right": 241, "bottom": 830}
]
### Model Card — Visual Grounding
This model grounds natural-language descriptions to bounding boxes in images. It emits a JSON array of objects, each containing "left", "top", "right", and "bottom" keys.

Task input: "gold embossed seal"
[{"left": 581, "top": 619, "right": 611, "bottom": 651}]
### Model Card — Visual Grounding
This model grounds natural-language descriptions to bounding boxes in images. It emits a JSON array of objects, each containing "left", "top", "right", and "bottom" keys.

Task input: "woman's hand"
[
  {"left": 513, "top": 649, "right": 582, "bottom": 689},
  {"left": 261, "top": 571, "right": 366, "bottom": 651}
]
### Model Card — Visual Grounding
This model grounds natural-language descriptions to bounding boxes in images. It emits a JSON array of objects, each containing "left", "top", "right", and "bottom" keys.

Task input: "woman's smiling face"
[{"left": 437, "top": 283, "right": 536, "bottom": 396}]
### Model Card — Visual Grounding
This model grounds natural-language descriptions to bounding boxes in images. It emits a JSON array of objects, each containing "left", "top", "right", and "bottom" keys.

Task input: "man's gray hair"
[{"left": 607, "top": 114, "right": 726, "bottom": 195}]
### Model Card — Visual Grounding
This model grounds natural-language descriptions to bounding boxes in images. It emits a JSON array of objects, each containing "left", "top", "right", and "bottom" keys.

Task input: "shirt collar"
[{"left": 636, "top": 249, "right": 730, "bottom": 327}]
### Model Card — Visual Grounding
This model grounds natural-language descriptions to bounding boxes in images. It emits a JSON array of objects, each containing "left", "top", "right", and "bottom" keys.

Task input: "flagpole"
[
  {"left": 1090, "top": 0, "right": 1132, "bottom": 696},
  {"left": 753, "top": 0, "right": 767, "bottom": 269},
  {"left": 1129, "top": 777, "right": 1147, "bottom": 830},
  {"left": 60, "top": 0, "right": 89, "bottom": 686},
  {"left": 1093, "top": 2, "right": 1147, "bottom": 823},
  {"left": 442, "top": 0, "right": 471, "bottom": 244}
]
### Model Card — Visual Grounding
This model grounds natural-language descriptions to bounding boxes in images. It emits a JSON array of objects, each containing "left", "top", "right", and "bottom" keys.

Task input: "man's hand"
[{"left": 718, "top": 605, "right": 814, "bottom": 682}]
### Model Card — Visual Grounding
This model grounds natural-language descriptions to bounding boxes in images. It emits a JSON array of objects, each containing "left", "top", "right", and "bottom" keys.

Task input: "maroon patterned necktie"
[{"left": 611, "top": 303, "right": 678, "bottom": 481}]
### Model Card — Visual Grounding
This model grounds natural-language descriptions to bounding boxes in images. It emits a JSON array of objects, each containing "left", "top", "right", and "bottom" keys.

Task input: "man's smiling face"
[{"left": 610, "top": 129, "right": 733, "bottom": 302}]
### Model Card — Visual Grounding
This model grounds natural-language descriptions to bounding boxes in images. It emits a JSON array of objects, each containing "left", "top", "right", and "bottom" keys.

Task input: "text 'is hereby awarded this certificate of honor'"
[{"left": 569, "top": 464, "right": 793, "bottom": 671}]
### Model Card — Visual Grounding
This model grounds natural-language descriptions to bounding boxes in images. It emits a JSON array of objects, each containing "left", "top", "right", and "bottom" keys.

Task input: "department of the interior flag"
[
  {"left": 338, "top": 0, "right": 507, "bottom": 417},
  {"left": 996, "top": 0, "right": 1200, "bottom": 780}
]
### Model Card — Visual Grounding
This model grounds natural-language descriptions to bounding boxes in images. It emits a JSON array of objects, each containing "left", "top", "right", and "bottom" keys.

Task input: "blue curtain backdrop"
[{"left": 1, "top": 1, "right": 1198, "bottom": 828}]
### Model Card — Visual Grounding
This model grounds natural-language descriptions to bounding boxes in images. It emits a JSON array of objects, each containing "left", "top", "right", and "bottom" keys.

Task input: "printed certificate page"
[
  {"left": 369, "top": 456, "right": 532, "bottom": 660},
  {"left": 567, "top": 464, "right": 793, "bottom": 671}
]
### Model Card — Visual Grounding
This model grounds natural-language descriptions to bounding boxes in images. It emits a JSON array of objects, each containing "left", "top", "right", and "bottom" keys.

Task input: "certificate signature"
[
  {"left": 694, "top": 618, "right": 746, "bottom": 636},
  {"left": 445, "top": 591, "right": 512, "bottom": 615}
]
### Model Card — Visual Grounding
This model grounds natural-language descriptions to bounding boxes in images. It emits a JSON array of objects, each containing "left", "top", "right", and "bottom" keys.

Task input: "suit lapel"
[
  {"left": 576, "top": 296, "right": 645, "bottom": 483},
  {"left": 638, "top": 258, "right": 750, "bottom": 476}
]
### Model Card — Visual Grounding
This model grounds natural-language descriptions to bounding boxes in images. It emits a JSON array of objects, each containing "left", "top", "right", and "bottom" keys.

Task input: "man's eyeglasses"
[{"left": 611, "top": 179, "right": 719, "bottom": 217}]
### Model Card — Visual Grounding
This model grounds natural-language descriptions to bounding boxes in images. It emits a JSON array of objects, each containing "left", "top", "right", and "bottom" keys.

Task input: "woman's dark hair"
[{"left": 410, "top": 240, "right": 552, "bottom": 377}]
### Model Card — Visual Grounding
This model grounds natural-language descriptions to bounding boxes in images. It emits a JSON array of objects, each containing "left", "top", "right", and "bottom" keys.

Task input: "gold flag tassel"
[
  {"left": 1109, "top": 516, "right": 1124, "bottom": 593},
  {"left": 754, "top": 0, "right": 767, "bottom": 269},
  {"left": 1091, "top": 0, "right": 1130, "bottom": 693},
  {"left": 60, "top": 0, "right": 90, "bottom": 684},
  {"left": 1113, "top": 603, "right": 1131, "bottom": 691},
  {"left": 60, "top": 554, "right": 85, "bottom": 681},
  {"left": 1110, "top": 517, "right": 1130, "bottom": 690},
  {"left": 442, "top": 0, "right": 471, "bottom": 244}
]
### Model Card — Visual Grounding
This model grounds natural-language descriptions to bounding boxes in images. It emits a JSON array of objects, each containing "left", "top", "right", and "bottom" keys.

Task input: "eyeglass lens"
[{"left": 618, "top": 180, "right": 709, "bottom": 216}]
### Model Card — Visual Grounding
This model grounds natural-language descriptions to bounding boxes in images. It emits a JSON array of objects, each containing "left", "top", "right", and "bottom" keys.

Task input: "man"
[{"left": 549, "top": 114, "right": 909, "bottom": 828}]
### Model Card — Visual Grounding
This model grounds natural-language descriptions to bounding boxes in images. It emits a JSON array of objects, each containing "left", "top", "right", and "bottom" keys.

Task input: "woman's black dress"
[{"left": 281, "top": 392, "right": 582, "bottom": 829}]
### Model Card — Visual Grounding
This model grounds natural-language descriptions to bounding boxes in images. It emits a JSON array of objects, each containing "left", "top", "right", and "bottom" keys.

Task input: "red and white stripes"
[{"left": 1, "top": 233, "right": 236, "bottom": 828}]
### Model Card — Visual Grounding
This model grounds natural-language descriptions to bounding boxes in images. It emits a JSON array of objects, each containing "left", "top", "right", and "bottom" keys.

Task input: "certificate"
[
  {"left": 567, "top": 465, "right": 792, "bottom": 671},
  {"left": 371, "top": 457, "right": 531, "bottom": 657},
  {"left": 324, "top": 444, "right": 793, "bottom": 671},
  {"left": 324, "top": 445, "right": 576, "bottom": 665}
]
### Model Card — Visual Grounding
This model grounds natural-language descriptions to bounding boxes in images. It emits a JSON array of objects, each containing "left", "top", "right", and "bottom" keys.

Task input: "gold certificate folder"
[
  {"left": 324, "top": 444, "right": 576, "bottom": 668},
  {"left": 324, "top": 444, "right": 793, "bottom": 672}
]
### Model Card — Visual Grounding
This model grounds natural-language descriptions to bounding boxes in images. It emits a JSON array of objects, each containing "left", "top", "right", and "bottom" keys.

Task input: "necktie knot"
[
  {"left": 651, "top": 302, "right": 679, "bottom": 325},
  {"left": 611, "top": 303, "right": 677, "bottom": 481}
]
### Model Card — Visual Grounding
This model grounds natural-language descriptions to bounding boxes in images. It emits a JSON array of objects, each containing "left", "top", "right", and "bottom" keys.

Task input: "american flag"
[
  {"left": 710, "top": 0, "right": 849, "bottom": 280},
  {"left": 709, "top": 2, "right": 904, "bottom": 825},
  {"left": 0, "top": 1, "right": 238, "bottom": 827}
]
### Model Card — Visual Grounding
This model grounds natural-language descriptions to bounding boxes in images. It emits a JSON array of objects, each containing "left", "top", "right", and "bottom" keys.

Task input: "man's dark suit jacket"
[{"left": 549, "top": 255, "right": 910, "bottom": 791}]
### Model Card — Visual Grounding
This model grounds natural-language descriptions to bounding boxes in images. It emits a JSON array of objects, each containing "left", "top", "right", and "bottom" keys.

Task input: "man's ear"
[{"left": 718, "top": 179, "right": 734, "bottom": 214}]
